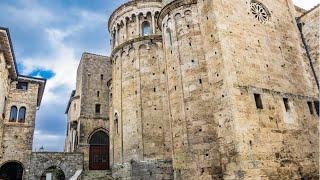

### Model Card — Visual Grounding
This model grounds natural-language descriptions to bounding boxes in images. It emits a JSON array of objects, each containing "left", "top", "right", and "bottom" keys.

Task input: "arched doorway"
[
  {"left": 40, "top": 166, "right": 65, "bottom": 180},
  {"left": 89, "top": 130, "right": 109, "bottom": 170},
  {"left": 0, "top": 161, "right": 23, "bottom": 180}
]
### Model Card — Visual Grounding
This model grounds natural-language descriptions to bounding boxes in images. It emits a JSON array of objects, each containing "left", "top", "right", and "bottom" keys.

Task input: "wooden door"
[
  {"left": 89, "top": 145, "right": 109, "bottom": 170},
  {"left": 89, "top": 130, "right": 109, "bottom": 170}
]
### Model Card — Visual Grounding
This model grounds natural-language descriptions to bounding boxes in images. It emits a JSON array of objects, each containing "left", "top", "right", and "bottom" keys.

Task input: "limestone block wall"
[
  {"left": 157, "top": 0, "right": 319, "bottom": 179},
  {"left": 299, "top": 6, "right": 320, "bottom": 85},
  {"left": 109, "top": 2, "right": 172, "bottom": 175},
  {"left": 198, "top": 0, "right": 319, "bottom": 179},
  {"left": 231, "top": 86, "right": 319, "bottom": 179},
  {"left": 203, "top": 0, "right": 317, "bottom": 95},
  {"left": 108, "top": 0, "right": 162, "bottom": 48},
  {"left": 159, "top": 0, "right": 224, "bottom": 179},
  {"left": 79, "top": 53, "right": 111, "bottom": 119},
  {"left": 110, "top": 36, "right": 171, "bottom": 166},
  {"left": 65, "top": 52, "right": 112, "bottom": 170}
]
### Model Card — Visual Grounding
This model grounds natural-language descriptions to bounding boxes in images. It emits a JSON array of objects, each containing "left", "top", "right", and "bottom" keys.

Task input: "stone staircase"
[{"left": 80, "top": 170, "right": 113, "bottom": 180}]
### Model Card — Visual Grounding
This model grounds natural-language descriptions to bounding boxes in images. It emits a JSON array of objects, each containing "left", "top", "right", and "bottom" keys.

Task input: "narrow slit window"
[
  {"left": 97, "top": 91, "right": 100, "bottom": 97},
  {"left": 254, "top": 94, "right": 263, "bottom": 109},
  {"left": 307, "top": 101, "right": 314, "bottom": 115},
  {"left": 115, "top": 118, "right": 119, "bottom": 134},
  {"left": 100, "top": 74, "right": 104, "bottom": 80},
  {"left": 314, "top": 101, "right": 319, "bottom": 116},
  {"left": 166, "top": 28, "right": 173, "bottom": 46},
  {"left": 283, "top": 98, "right": 290, "bottom": 112}
]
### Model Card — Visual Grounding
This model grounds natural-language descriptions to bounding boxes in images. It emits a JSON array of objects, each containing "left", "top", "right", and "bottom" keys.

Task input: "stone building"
[
  {"left": 0, "top": 27, "right": 46, "bottom": 179},
  {"left": 65, "top": 52, "right": 112, "bottom": 177},
  {"left": 105, "top": 0, "right": 320, "bottom": 179},
  {"left": 0, "top": 27, "right": 84, "bottom": 180},
  {"left": 63, "top": 0, "right": 320, "bottom": 179}
]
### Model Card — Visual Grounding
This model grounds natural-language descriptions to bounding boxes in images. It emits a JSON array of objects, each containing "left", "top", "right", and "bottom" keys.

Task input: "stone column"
[
  {"left": 137, "top": 14, "right": 141, "bottom": 36},
  {"left": 151, "top": 12, "right": 156, "bottom": 34}
]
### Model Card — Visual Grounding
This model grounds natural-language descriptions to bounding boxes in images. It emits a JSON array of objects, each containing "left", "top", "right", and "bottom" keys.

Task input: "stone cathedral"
[
  {"left": 0, "top": 0, "right": 319, "bottom": 180},
  {"left": 64, "top": 0, "right": 320, "bottom": 179}
]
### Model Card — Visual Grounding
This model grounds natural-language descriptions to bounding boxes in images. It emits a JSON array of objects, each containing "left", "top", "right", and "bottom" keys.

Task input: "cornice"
[
  {"left": 157, "top": 0, "right": 197, "bottom": 30},
  {"left": 111, "top": 35, "right": 162, "bottom": 59}
]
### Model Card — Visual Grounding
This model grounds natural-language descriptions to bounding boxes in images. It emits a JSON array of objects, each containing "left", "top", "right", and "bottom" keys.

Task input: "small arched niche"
[{"left": 40, "top": 166, "right": 65, "bottom": 180}]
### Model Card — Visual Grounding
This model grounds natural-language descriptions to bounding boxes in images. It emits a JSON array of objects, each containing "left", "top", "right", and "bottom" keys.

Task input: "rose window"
[{"left": 250, "top": 1, "right": 270, "bottom": 23}]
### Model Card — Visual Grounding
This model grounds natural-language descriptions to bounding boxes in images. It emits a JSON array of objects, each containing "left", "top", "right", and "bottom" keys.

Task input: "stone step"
[{"left": 80, "top": 170, "right": 113, "bottom": 180}]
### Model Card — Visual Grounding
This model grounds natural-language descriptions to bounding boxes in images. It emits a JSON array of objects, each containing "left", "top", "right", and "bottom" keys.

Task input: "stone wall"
[
  {"left": 112, "top": 159, "right": 173, "bottom": 180},
  {"left": 0, "top": 28, "right": 46, "bottom": 180},
  {"left": 28, "top": 152, "right": 83, "bottom": 180},
  {"left": 79, "top": 53, "right": 111, "bottom": 119},
  {"left": 299, "top": 5, "right": 320, "bottom": 86},
  {"left": 203, "top": 0, "right": 319, "bottom": 179},
  {"left": 108, "top": 0, "right": 162, "bottom": 48},
  {"left": 65, "top": 52, "right": 112, "bottom": 170},
  {"left": 0, "top": 53, "right": 9, "bottom": 118},
  {"left": 109, "top": 0, "right": 173, "bottom": 178},
  {"left": 0, "top": 80, "right": 40, "bottom": 179},
  {"left": 110, "top": 36, "right": 172, "bottom": 164},
  {"left": 157, "top": 0, "right": 319, "bottom": 179}
]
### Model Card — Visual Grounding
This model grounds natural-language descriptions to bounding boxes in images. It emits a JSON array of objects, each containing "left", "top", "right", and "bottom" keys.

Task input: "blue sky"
[{"left": 0, "top": 0, "right": 318, "bottom": 152}]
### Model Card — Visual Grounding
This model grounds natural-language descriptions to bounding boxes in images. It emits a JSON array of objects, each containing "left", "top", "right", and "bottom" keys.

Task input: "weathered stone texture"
[
  {"left": 0, "top": 80, "right": 43, "bottom": 179},
  {"left": 28, "top": 152, "right": 83, "bottom": 180},
  {"left": 0, "top": 53, "right": 9, "bottom": 118},
  {"left": 112, "top": 160, "right": 173, "bottom": 180},
  {"left": 62, "top": 0, "right": 320, "bottom": 179},
  {"left": 108, "top": 0, "right": 162, "bottom": 48},
  {"left": 0, "top": 28, "right": 46, "bottom": 180},
  {"left": 65, "top": 52, "right": 112, "bottom": 171},
  {"left": 299, "top": 5, "right": 320, "bottom": 85},
  {"left": 157, "top": 0, "right": 319, "bottom": 179},
  {"left": 109, "top": 1, "right": 173, "bottom": 179}
]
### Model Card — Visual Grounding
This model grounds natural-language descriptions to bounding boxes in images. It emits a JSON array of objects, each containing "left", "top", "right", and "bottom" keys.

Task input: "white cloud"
[
  {"left": 15, "top": 5, "right": 108, "bottom": 150},
  {"left": 33, "top": 130, "right": 65, "bottom": 152},
  {"left": 1, "top": 0, "right": 56, "bottom": 27},
  {"left": 293, "top": 0, "right": 319, "bottom": 10},
  {"left": 22, "top": 28, "right": 78, "bottom": 104},
  {"left": 21, "top": 9, "right": 107, "bottom": 104}
]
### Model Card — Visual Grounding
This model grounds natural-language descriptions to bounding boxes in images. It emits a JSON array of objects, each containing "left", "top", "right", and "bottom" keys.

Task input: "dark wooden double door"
[
  {"left": 89, "top": 145, "right": 109, "bottom": 170},
  {"left": 89, "top": 130, "right": 109, "bottom": 170}
]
